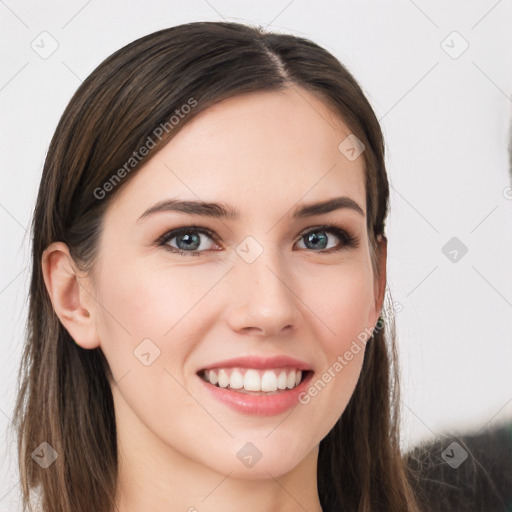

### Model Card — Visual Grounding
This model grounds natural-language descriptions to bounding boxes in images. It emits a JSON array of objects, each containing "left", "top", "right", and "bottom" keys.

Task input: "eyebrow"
[{"left": 137, "top": 196, "right": 365, "bottom": 223}]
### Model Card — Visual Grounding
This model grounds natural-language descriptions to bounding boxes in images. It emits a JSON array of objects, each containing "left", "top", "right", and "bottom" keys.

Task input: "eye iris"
[
  {"left": 305, "top": 231, "right": 328, "bottom": 250},
  {"left": 176, "top": 232, "right": 201, "bottom": 251}
]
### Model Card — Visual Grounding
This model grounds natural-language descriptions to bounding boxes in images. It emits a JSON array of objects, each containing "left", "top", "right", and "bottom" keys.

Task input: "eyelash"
[{"left": 154, "top": 224, "right": 359, "bottom": 257}]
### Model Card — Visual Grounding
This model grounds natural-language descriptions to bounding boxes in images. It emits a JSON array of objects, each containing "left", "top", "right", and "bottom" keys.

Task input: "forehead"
[{"left": 109, "top": 87, "right": 367, "bottom": 221}]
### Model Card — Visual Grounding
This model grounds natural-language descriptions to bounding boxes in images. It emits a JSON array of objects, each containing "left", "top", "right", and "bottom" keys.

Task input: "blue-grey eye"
[
  {"left": 158, "top": 227, "right": 218, "bottom": 254},
  {"left": 304, "top": 231, "right": 328, "bottom": 250},
  {"left": 174, "top": 232, "right": 201, "bottom": 251},
  {"left": 297, "top": 229, "right": 343, "bottom": 251}
]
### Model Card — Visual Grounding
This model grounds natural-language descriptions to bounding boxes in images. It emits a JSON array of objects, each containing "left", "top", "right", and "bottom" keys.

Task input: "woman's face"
[{"left": 89, "top": 87, "right": 385, "bottom": 479}]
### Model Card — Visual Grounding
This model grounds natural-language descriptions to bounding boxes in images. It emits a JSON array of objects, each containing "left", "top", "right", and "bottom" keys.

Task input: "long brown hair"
[{"left": 12, "top": 21, "right": 420, "bottom": 512}]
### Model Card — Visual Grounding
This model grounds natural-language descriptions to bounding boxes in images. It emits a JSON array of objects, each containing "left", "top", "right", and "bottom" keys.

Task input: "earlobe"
[{"left": 41, "top": 242, "right": 100, "bottom": 349}]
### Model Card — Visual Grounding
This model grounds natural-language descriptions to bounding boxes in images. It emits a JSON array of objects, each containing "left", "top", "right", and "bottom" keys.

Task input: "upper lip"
[{"left": 198, "top": 355, "right": 313, "bottom": 372}]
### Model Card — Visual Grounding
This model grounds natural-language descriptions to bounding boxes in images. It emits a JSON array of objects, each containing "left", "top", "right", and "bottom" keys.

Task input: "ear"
[
  {"left": 41, "top": 242, "right": 100, "bottom": 349},
  {"left": 372, "top": 234, "right": 387, "bottom": 320}
]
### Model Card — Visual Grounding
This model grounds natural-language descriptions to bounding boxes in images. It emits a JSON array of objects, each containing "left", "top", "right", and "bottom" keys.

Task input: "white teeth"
[
  {"left": 208, "top": 369, "right": 218, "bottom": 385},
  {"left": 261, "top": 370, "right": 278, "bottom": 392},
  {"left": 229, "top": 369, "right": 244, "bottom": 389},
  {"left": 277, "top": 371, "right": 287, "bottom": 389},
  {"left": 218, "top": 369, "right": 229, "bottom": 388},
  {"left": 286, "top": 370, "right": 297, "bottom": 389},
  {"left": 203, "top": 367, "right": 305, "bottom": 392},
  {"left": 244, "top": 369, "right": 261, "bottom": 391}
]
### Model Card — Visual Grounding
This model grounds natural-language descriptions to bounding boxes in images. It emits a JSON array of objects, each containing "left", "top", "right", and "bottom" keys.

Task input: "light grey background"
[{"left": 1, "top": 1, "right": 512, "bottom": 509}]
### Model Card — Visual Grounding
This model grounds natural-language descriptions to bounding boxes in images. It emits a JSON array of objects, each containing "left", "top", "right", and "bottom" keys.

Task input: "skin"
[{"left": 42, "top": 86, "right": 386, "bottom": 512}]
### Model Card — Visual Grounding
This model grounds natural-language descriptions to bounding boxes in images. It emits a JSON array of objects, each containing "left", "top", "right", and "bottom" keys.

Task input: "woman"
[{"left": 13, "top": 21, "right": 420, "bottom": 512}]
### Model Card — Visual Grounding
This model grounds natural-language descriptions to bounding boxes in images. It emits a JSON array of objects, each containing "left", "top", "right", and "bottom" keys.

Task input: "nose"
[{"left": 224, "top": 249, "right": 301, "bottom": 337}]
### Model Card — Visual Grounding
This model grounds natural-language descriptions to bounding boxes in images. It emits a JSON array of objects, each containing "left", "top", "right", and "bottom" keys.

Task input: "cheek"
[
  {"left": 303, "top": 260, "right": 374, "bottom": 351},
  {"left": 295, "top": 263, "right": 373, "bottom": 428},
  {"left": 91, "top": 254, "right": 173, "bottom": 380},
  {"left": 94, "top": 256, "right": 215, "bottom": 339},
  {"left": 92, "top": 258, "right": 205, "bottom": 426},
  {"left": 92, "top": 255, "right": 229, "bottom": 384}
]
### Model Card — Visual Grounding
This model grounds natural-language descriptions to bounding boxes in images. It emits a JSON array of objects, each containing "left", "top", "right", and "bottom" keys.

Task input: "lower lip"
[{"left": 198, "top": 371, "right": 314, "bottom": 416}]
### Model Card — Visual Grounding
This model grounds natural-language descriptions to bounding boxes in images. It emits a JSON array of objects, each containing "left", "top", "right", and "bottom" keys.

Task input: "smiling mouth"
[{"left": 197, "top": 367, "right": 311, "bottom": 395}]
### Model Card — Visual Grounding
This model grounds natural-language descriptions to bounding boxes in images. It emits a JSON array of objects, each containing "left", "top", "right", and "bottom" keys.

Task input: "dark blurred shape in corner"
[{"left": 405, "top": 422, "right": 512, "bottom": 511}]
